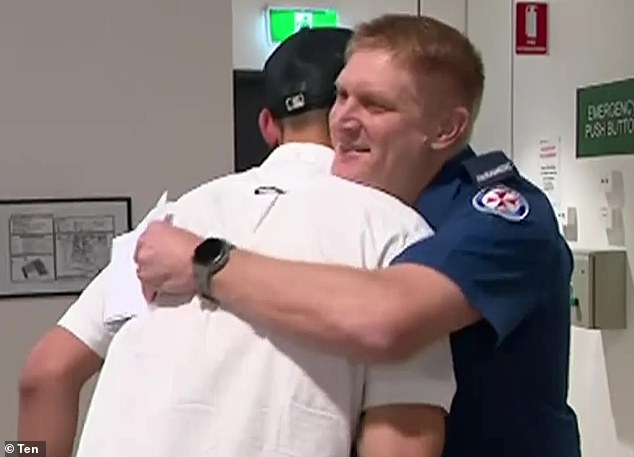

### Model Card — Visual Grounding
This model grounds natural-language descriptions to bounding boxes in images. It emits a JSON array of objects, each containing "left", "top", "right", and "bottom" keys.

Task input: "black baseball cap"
[{"left": 263, "top": 27, "right": 353, "bottom": 119}]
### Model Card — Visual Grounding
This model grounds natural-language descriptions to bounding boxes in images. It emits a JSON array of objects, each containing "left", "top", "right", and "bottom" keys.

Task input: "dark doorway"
[{"left": 233, "top": 69, "right": 270, "bottom": 172}]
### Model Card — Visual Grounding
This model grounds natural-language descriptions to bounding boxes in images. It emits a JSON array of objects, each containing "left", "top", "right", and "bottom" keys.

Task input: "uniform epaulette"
[{"left": 462, "top": 150, "right": 518, "bottom": 188}]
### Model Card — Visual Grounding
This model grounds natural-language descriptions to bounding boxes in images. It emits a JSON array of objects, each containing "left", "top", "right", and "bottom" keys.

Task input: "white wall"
[
  {"left": 422, "top": 0, "right": 466, "bottom": 34},
  {"left": 0, "top": 0, "right": 233, "bottom": 446},
  {"left": 466, "top": 0, "right": 513, "bottom": 156},
  {"left": 513, "top": 2, "right": 634, "bottom": 454},
  {"left": 471, "top": 1, "right": 634, "bottom": 456}
]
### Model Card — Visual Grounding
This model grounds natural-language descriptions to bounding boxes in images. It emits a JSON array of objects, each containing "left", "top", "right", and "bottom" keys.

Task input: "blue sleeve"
[{"left": 392, "top": 204, "right": 558, "bottom": 344}]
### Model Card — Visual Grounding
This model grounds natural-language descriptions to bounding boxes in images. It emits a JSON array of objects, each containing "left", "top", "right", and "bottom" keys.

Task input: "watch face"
[{"left": 194, "top": 238, "right": 224, "bottom": 265}]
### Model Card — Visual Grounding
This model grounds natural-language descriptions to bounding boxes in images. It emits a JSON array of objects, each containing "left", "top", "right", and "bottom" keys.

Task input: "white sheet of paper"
[{"left": 104, "top": 192, "right": 173, "bottom": 330}]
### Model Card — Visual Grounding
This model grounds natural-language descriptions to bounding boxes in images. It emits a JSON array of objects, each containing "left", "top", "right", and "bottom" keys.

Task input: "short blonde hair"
[{"left": 347, "top": 14, "right": 485, "bottom": 118}]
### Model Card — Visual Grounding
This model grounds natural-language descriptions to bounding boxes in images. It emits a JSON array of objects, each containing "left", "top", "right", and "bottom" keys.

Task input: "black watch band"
[{"left": 192, "top": 238, "right": 234, "bottom": 301}]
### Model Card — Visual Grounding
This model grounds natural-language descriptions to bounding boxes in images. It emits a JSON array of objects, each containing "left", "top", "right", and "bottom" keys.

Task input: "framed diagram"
[{"left": 0, "top": 197, "right": 131, "bottom": 298}]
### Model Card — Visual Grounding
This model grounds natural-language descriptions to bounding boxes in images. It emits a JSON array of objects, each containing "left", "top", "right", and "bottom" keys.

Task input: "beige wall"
[{"left": 0, "top": 0, "right": 233, "bottom": 446}]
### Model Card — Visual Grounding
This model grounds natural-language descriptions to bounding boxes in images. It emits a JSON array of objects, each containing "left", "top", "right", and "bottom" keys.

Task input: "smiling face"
[
  {"left": 329, "top": 48, "right": 445, "bottom": 203},
  {"left": 328, "top": 14, "right": 485, "bottom": 204}
]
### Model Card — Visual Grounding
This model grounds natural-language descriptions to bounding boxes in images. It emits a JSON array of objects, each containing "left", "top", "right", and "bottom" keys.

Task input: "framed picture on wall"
[{"left": 0, "top": 197, "right": 132, "bottom": 298}]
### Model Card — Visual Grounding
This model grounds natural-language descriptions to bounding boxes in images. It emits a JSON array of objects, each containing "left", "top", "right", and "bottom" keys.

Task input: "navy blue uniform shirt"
[{"left": 392, "top": 147, "right": 581, "bottom": 457}]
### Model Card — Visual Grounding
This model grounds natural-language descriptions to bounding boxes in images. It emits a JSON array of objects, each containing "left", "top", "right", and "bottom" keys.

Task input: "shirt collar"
[
  {"left": 260, "top": 142, "right": 334, "bottom": 171},
  {"left": 429, "top": 145, "right": 477, "bottom": 186},
  {"left": 415, "top": 145, "right": 476, "bottom": 228}
]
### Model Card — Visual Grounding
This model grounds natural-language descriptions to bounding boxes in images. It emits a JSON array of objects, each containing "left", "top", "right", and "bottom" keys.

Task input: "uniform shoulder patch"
[{"left": 471, "top": 185, "right": 529, "bottom": 221}]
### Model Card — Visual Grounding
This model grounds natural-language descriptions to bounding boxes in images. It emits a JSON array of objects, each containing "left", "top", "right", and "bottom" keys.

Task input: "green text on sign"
[
  {"left": 267, "top": 8, "right": 339, "bottom": 44},
  {"left": 576, "top": 77, "right": 634, "bottom": 157}
]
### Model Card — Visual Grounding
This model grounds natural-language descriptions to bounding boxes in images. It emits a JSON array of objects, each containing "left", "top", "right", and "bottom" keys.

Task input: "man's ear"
[
  {"left": 429, "top": 106, "right": 470, "bottom": 152},
  {"left": 258, "top": 108, "right": 282, "bottom": 148}
]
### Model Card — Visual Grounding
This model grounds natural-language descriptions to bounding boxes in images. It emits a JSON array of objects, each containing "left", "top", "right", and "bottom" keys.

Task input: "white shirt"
[{"left": 64, "top": 143, "right": 455, "bottom": 457}]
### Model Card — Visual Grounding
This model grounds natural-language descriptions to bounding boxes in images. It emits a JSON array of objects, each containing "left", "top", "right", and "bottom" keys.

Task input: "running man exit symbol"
[{"left": 294, "top": 12, "right": 313, "bottom": 30}]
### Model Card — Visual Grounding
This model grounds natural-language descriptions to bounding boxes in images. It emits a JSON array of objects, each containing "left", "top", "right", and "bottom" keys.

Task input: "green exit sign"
[
  {"left": 576, "top": 77, "right": 634, "bottom": 158},
  {"left": 267, "top": 8, "right": 339, "bottom": 43}
]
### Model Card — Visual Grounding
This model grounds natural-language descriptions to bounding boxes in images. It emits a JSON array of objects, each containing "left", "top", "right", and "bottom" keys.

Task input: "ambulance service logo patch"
[{"left": 472, "top": 185, "right": 529, "bottom": 221}]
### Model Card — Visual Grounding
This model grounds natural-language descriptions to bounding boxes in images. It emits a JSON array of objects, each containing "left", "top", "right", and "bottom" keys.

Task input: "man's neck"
[
  {"left": 281, "top": 129, "right": 331, "bottom": 148},
  {"left": 407, "top": 146, "right": 466, "bottom": 204}
]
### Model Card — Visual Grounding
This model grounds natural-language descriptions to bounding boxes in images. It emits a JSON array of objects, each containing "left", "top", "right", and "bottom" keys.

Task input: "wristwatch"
[{"left": 192, "top": 237, "right": 234, "bottom": 301}]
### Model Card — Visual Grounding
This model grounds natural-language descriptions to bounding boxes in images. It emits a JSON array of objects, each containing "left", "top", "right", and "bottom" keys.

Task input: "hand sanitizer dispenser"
[{"left": 570, "top": 249, "right": 626, "bottom": 329}]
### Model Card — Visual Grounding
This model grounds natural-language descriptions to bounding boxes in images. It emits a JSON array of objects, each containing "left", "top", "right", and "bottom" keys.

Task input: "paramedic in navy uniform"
[{"left": 135, "top": 14, "right": 582, "bottom": 457}]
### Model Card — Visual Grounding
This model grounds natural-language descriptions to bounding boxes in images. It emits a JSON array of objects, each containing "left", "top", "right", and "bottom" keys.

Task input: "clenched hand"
[{"left": 134, "top": 220, "right": 202, "bottom": 301}]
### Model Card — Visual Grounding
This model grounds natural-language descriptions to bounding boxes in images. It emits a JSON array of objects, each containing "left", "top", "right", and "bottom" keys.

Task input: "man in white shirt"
[{"left": 19, "top": 28, "right": 453, "bottom": 457}]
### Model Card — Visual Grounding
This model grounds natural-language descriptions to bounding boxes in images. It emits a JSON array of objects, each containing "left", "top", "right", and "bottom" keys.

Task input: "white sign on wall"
[{"left": 537, "top": 136, "right": 562, "bottom": 210}]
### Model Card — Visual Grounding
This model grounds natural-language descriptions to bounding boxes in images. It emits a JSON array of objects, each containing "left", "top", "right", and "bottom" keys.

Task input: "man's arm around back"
[
  {"left": 19, "top": 327, "right": 102, "bottom": 457},
  {"left": 19, "top": 267, "right": 111, "bottom": 457}
]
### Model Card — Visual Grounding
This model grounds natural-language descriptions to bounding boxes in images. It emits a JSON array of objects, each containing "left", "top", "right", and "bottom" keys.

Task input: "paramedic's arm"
[
  {"left": 215, "top": 250, "right": 473, "bottom": 362},
  {"left": 19, "top": 269, "right": 111, "bottom": 457},
  {"left": 213, "top": 206, "right": 551, "bottom": 361},
  {"left": 134, "top": 222, "right": 474, "bottom": 362},
  {"left": 136, "top": 212, "right": 553, "bottom": 361}
]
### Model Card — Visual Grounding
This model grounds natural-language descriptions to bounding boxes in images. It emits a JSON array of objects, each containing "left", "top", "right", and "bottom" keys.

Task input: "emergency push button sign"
[{"left": 515, "top": 2, "right": 548, "bottom": 55}]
